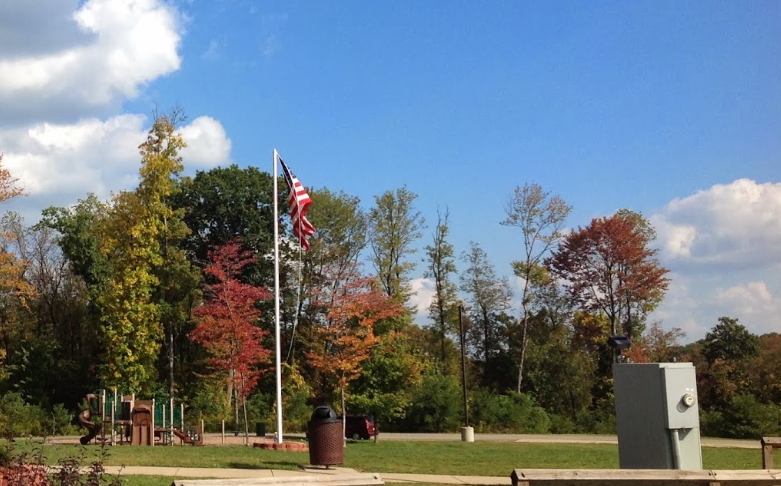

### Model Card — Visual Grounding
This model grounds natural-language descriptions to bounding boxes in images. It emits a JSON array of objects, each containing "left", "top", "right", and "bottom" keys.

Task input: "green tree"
[
  {"left": 460, "top": 242, "right": 512, "bottom": 385},
  {"left": 502, "top": 183, "right": 571, "bottom": 392},
  {"left": 349, "top": 333, "right": 427, "bottom": 433},
  {"left": 40, "top": 195, "right": 110, "bottom": 404},
  {"left": 702, "top": 316, "right": 760, "bottom": 364},
  {"left": 698, "top": 317, "right": 760, "bottom": 411},
  {"left": 0, "top": 158, "right": 35, "bottom": 395},
  {"left": 424, "top": 208, "right": 460, "bottom": 368},
  {"left": 174, "top": 164, "right": 277, "bottom": 277},
  {"left": 97, "top": 115, "right": 194, "bottom": 394},
  {"left": 368, "top": 187, "right": 425, "bottom": 307},
  {"left": 1, "top": 213, "right": 97, "bottom": 407},
  {"left": 404, "top": 373, "right": 462, "bottom": 432}
]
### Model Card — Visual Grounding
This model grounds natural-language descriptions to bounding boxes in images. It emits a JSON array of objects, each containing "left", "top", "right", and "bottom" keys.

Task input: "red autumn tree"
[
  {"left": 546, "top": 210, "right": 669, "bottom": 339},
  {"left": 623, "top": 321, "right": 687, "bottom": 363},
  {"left": 190, "top": 240, "right": 271, "bottom": 414},
  {"left": 306, "top": 265, "right": 403, "bottom": 426}
]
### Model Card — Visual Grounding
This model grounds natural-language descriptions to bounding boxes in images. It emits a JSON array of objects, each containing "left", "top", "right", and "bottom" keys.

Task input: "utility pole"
[{"left": 459, "top": 305, "right": 469, "bottom": 427}]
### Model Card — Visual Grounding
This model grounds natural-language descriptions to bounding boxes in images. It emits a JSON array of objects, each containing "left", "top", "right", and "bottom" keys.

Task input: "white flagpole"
[{"left": 272, "top": 149, "right": 283, "bottom": 444}]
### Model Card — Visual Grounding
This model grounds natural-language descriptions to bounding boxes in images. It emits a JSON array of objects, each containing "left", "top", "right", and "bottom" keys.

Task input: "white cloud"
[
  {"left": 1, "top": 115, "right": 231, "bottom": 222},
  {"left": 178, "top": 116, "right": 232, "bottom": 168},
  {"left": 408, "top": 278, "right": 436, "bottom": 325},
  {"left": 713, "top": 281, "right": 781, "bottom": 328},
  {"left": 1, "top": 115, "right": 145, "bottom": 199},
  {"left": 652, "top": 179, "right": 781, "bottom": 269},
  {"left": 202, "top": 38, "right": 221, "bottom": 60},
  {"left": 0, "top": 0, "right": 183, "bottom": 124},
  {"left": 260, "top": 36, "right": 280, "bottom": 58},
  {"left": 649, "top": 179, "right": 781, "bottom": 339},
  {"left": 0, "top": 0, "right": 233, "bottom": 223}
]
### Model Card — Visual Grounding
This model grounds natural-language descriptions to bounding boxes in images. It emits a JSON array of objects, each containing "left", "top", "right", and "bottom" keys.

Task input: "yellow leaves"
[
  {"left": 94, "top": 115, "right": 189, "bottom": 394},
  {"left": 0, "top": 154, "right": 25, "bottom": 204}
]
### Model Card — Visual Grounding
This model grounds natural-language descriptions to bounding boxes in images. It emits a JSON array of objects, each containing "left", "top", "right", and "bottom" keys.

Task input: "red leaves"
[
  {"left": 547, "top": 212, "right": 669, "bottom": 336},
  {"left": 0, "top": 465, "right": 49, "bottom": 486},
  {"left": 190, "top": 240, "right": 271, "bottom": 397}
]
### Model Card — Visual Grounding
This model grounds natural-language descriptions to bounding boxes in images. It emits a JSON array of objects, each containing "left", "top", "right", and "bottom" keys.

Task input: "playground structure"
[{"left": 77, "top": 389, "right": 203, "bottom": 446}]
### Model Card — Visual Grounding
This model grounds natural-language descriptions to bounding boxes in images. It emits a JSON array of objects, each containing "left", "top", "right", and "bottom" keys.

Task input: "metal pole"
[
  {"left": 459, "top": 305, "right": 469, "bottom": 426},
  {"left": 272, "top": 149, "right": 284, "bottom": 444}
]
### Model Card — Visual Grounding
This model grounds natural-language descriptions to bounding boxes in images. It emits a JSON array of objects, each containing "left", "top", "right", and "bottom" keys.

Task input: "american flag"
[{"left": 280, "top": 158, "right": 316, "bottom": 250}]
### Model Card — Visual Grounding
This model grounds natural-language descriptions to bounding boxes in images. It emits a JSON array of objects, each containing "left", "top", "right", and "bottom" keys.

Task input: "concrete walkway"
[{"left": 102, "top": 466, "right": 511, "bottom": 484}]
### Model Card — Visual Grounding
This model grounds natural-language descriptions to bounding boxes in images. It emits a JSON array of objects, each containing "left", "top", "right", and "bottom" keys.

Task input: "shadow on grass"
[{"left": 226, "top": 461, "right": 304, "bottom": 470}]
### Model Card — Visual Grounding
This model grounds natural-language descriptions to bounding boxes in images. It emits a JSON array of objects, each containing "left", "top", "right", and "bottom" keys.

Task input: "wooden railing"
[
  {"left": 762, "top": 437, "right": 781, "bottom": 469},
  {"left": 511, "top": 468, "right": 781, "bottom": 486}
]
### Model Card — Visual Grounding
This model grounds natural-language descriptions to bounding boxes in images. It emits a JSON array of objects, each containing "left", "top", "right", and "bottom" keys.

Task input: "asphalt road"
[
  {"left": 49, "top": 432, "right": 762, "bottom": 449},
  {"left": 280, "top": 432, "right": 760, "bottom": 449}
]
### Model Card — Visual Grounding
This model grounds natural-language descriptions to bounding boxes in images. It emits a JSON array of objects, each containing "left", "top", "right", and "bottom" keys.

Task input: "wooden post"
[
  {"left": 221, "top": 420, "right": 225, "bottom": 445},
  {"left": 162, "top": 403, "right": 167, "bottom": 445},
  {"left": 170, "top": 397, "right": 175, "bottom": 446},
  {"left": 761, "top": 437, "right": 781, "bottom": 468},
  {"left": 111, "top": 388, "right": 117, "bottom": 446},
  {"left": 151, "top": 398, "right": 155, "bottom": 447}
]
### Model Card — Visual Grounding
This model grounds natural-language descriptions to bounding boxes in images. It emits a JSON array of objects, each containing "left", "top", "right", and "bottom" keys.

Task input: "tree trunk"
[
  {"left": 241, "top": 373, "right": 249, "bottom": 445},
  {"left": 340, "top": 387, "right": 347, "bottom": 447},
  {"left": 516, "top": 314, "right": 529, "bottom": 393},
  {"left": 169, "top": 324, "right": 174, "bottom": 402}
]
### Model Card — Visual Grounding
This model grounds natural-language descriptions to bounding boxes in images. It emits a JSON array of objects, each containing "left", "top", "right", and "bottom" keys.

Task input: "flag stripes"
[{"left": 279, "top": 158, "right": 316, "bottom": 250}]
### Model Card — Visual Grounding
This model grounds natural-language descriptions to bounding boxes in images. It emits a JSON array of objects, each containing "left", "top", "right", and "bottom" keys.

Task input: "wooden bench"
[
  {"left": 171, "top": 473, "right": 384, "bottom": 486},
  {"left": 762, "top": 437, "right": 781, "bottom": 469},
  {"left": 511, "top": 468, "right": 781, "bottom": 486}
]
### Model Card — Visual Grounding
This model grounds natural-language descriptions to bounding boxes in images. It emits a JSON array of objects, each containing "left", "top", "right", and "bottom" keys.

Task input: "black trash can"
[
  {"left": 256, "top": 422, "right": 266, "bottom": 437},
  {"left": 307, "top": 406, "right": 343, "bottom": 467}
]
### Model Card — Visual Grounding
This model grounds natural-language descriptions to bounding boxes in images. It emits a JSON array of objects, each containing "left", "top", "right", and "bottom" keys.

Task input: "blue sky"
[{"left": 1, "top": 0, "right": 780, "bottom": 341}]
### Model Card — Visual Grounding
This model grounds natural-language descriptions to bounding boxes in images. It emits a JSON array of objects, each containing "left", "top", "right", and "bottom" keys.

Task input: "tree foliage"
[
  {"left": 546, "top": 210, "right": 669, "bottom": 339},
  {"left": 424, "top": 208, "right": 460, "bottom": 367},
  {"left": 306, "top": 270, "right": 403, "bottom": 419},
  {"left": 174, "top": 165, "right": 277, "bottom": 279},
  {"left": 369, "top": 187, "right": 425, "bottom": 306},
  {"left": 460, "top": 242, "right": 512, "bottom": 363},
  {"left": 190, "top": 241, "right": 271, "bottom": 402},
  {"left": 4, "top": 137, "right": 781, "bottom": 441},
  {"left": 0, "top": 155, "right": 33, "bottom": 391},
  {"left": 96, "top": 115, "right": 190, "bottom": 393},
  {"left": 502, "top": 183, "right": 571, "bottom": 392},
  {"left": 702, "top": 316, "right": 760, "bottom": 364}
]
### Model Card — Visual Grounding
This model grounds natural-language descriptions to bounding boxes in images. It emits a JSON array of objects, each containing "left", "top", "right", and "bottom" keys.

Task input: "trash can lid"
[{"left": 311, "top": 405, "right": 339, "bottom": 422}]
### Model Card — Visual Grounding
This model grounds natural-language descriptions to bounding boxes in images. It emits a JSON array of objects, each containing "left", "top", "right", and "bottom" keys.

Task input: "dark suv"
[{"left": 343, "top": 415, "right": 376, "bottom": 440}]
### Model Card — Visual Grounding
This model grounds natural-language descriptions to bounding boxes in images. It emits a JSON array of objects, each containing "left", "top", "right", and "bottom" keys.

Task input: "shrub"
[
  {"left": 703, "top": 395, "right": 781, "bottom": 439},
  {"left": 403, "top": 374, "right": 462, "bottom": 432},
  {"left": 470, "top": 390, "right": 551, "bottom": 433},
  {"left": 573, "top": 408, "right": 616, "bottom": 435},
  {"left": 549, "top": 414, "right": 577, "bottom": 434},
  {"left": 0, "top": 392, "right": 47, "bottom": 438},
  {"left": 51, "top": 404, "right": 80, "bottom": 436}
]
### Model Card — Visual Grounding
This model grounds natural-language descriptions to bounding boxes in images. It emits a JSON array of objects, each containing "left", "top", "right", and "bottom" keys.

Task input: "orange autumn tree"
[
  {"left": 306, "top": 267, "right": 403, "bottom": 430},
  {"left": 0, "top": 154, "right": 33, "bottom": 383},
  {"left": 190, "top": 240, "right": 271, "bottom": 430}
]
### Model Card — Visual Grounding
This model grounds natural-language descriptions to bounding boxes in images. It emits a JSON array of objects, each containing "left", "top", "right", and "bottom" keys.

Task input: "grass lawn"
[
  {"left": 118, "top": 476, "right": 176, "bottom": 486},
  {"left": 4, "top": 439, "right": 779, "bottom": 486}
]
